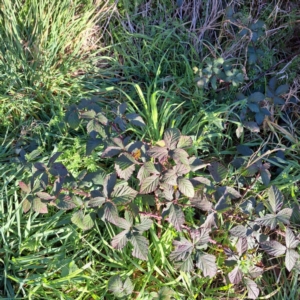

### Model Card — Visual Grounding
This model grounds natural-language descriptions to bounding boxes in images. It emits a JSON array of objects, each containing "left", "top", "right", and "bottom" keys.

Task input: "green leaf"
[
  {"left": 101, "top": 146, "right": 122, "bottom": 158},
  {"left": 275, "top": 84, "right": 289, "bottom": 96},
  {"left": 285, "top": 249, "right": 299, "bottom": 272},
  {"left": 66, "top": 105, "right": 80, "bottom": 129},
  {"left": 56, "top": 194, "right": 77, "bottom": 210},
  {"left": 162, "top": 203, "right": 185, "bottom": 231},
  {"left": 123, "top": 277, "right": 134, "bottom": 296},
  {"left": 268, "top": 186, "right": 283, "bottom": 213},
  {"left": 177, "top": 135, "right": 193, "bottom": 148},
  {"left": 155, "top": 287, "right": 175, "bottom": 300},
  {"left": 115, "top": 153, "right": 136, "bottom": 180},
  {"left": 195, "top": 252, "right": 217, "bottom": 278},
  {"left": 81, "top": 110, "right": 96, "bottom": 119},
  {"left": 108, "top": 275, "right": 133, "bottom": 298},
  {"left": 247, "top": 103, "right": 260, "bottom": 113},
  {"left": 248, "top": 92, "right": 265, "bottom": 103},
  {"left": 209, "top": 162, "right": 227, "bottom": 183},
  {"left": 261, "top": 240, "right": 286, "bottom": 256},
  {"left": 88, "top": 191, "right": 106, "bottom": 208},
  {"left": 87, "top": 119, "right": 103, "bottom": 134},
  {"left": 140, "top": 175, "right": 160, "bottom": 194},
  {"left": 255, "top": 112, "right": 265, "bottom": 125},
  {"left": 228, "top": 266, "right": 242, "bottom": 284},
  {"left": 32, "top": 198, "right": 48, "bottom": 214},
  {"left": 22, "top": 199, "right": 31, "bottom": 213},
  {"left": 71, "top": 211, "right": 94, "bottom": 231},
  {"left": 96, "top": 112, "right": 108, "bottom": 125},
  {"left": 36, "top": 192, "right": 55, "bottom": 201},
  {"left": 86, "top": 138, "right": 102, "bottom": 155},
  {"left": 112, "top": 185, "right": 138, "bottom": 205},
  {"left": 244, "top": 278, "right": 260, "bottom": 299},
  {"left": 178, "top": 177, "right": 194, "bottom": 198},
  {"left": 164, "top": 128, "right": 181, "bottom": 150},
  {"left": 130, "top": 232, "right": 149, "bottom": 260}
]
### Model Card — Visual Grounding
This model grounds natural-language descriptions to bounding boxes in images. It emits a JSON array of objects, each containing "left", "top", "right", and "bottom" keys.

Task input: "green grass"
[{"left": 1, "top": 0, "right": 300, "bottom": 299}]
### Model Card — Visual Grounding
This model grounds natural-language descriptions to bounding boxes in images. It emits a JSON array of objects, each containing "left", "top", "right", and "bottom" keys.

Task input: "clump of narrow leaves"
[{"left": 19, "top": 99, "right": 300, "bottom": 299}]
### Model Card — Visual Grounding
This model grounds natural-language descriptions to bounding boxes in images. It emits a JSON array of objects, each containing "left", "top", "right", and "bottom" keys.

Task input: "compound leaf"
[
  {"left": 111, "top": 229, "right": 129, "bottom": 250},
  {"left": 286, "top": 227, "right": 300, "bottom": 249},
  {"left": 177, "top": 135, "right": 193, "bottom": 149},
  {"left": 268, "top": 186, "right": 283, "bottom": 214},
  {"left": 163, "top": 203, "right": 185, "bottom": 232},
  {"left": 170, "top": 238, "right": 193, "bottom": 262},
  {"left": 32, "top": 198, "right": 48, "bottom": 214},
  {"left": 103, "top": 173, "right": 117, "bottom": 198},
  {"left": 112, "top": 185, "right": 138, "bottom": 205},
  {"left": 140, "top": 175, "right": 159, "bottom": 194},
  {"left": 261, "top": 240, "right": 286, "bottom": 256},
  {"left": 71, "top": 211, "right": 94, "bottom": 231}
]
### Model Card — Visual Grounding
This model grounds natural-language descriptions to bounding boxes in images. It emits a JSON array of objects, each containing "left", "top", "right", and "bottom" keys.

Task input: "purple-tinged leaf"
[
  {"left": 237, "top": 145, "right": 253, "bottom": 156},
  {"left": 48, "top": 152, "right": 62, "bottom": 166},
  {"left": 134, "top": 218, "right": 153, "bottom": 233},
  {"left": 190, "top": 228, "right": 210, "bottom": 245},
  {"left": 96, "top": 112, "right": 108, "bottom": 125},
  {"left": 177, "top": 135, "right": 193, "bottom": 149},
  {"left": 101, "top": 146, "right": 122, "bottom": 158},
  {"left": 244, "top": 121, "right": 260, "bottom": 132},
  {"left": 164, "top": 128, "right": 181, "bottom": 150},
  {"left": 19, "top": 181, "right": 30, "bottom": 193},
  {"left": 163, "top": 203, "right": 185, "bottom": 232},
  {"left": 159, "top": 183, "right": 174, "bottom": 201},
  {"left": 175, "top": 256, "right": 194, "bottom": 272},
  {"left": 36, "top": 192, "right": 55, "bottom": 201},
  {"left": 33, "top": 162, "right": 46, "bottom": 171},
  {"left": 126, "top": 113, "right": 145, "bottom": 127},
  {"left": 285, "top": 248, "right": 299, "bottom": 272},
  {"left": 231, "top": 157, "right": 244, "bottom": 169},
  {"left": 208, "top": 162, "right": 227, "bottom": 183},
  {"left": 230, "top": 225, "right": 248, "bottom": 238},
  {"left": 103, "top": 173, "right": 117, "bottom": 198},
  {"left": 98, "top": 202, "right": 119, "bottom": 225},
  {"left": 147, "top": 146, "right": 168, "bottom": 162},
  {"left": 112, "top": 185, "right": 138, "bottom": 205},
  {"left": 189, "top": 156, "right": 205, "bottom": 172},
  {"left": 49, "top": 163, "right": 68, "bottom": 177},
  {"left": 114, "top": 116, "right": 126, "bottom": 131},
  {"left": 201, "top": 212, "right": 217, "bottom": 229},
  {"left": 88, "top": 193, "right": 106, "bottom": 207},
  {"left": 261, "top": 240, "right": 286, "bottom": 256},
  {"left": 130, "top": 233, "right": 149, "bottom": 260},
  {"left": 215, "top": 195, "right": 231, "bottom": 212},
  {"left": 178, "top": 177, "right": 194, "bottom": 198},
  {"left": 190, "top": 193, "right": 213, "bottom": 211},
  {"left": 260, "top": 169, "right": 271, "bottom": 186},
  {"left": 81, "top": 170, "right": 106, "bottom": 186},
  {"left": 236, "top": 237, "right": 248, "bottom": 256},
  {"left": 195, "top": 252, "right": 217, "bottom": 278},
  {"left": 241, "top": 164, "right": 259, "bottom": 177},
  {"left": 116, "top": 217, "right": 132, "bottom": 230},
  {"left": 111, "top": 137, "right": 124, "bottom": 149},
  {"left": 256, "top": 214, "right": 278, "bottom": 230},
  {"left": 137, "top": 165, "right": 150, "bottom": 183},
  {"left": 56, "top": 194, "right": 77, "bottom": 210},
  {"left": 248, "top": 266, "right": 264, "bottom": 278},
  {"left": 275, "top": 84, "right": 289, "bottom": 96},
  {"left": 172, "top": 148, "right": 189, "bottom": 165},
  {"left": 285, "top": 227, "right": 300, "bottom": 249},
  {"left": 71, "top": 211, "right": 94, "bottom": 231},
  {"left": 216, "top": 186, "right": 241, "bottom": 200},
  {"left": 115, "top": 154, "right": 136, "bottom": 180},
  {"left": 162, "top": 169, "right": 177, "bottom": 186},
  {"left": 174, "top": 163, "right": 190, "bottom": 176},
  {"left": 244, "top": 278, "right": 260, "bottom": 299},
  {"left": 228, "top": 266, "right": 242, "bottom": 284},
  {"left": 22, "top": 199, "right": 31, "bottom": 213},
  {"left": 111, "top": 229, "right": 129, "bottom": 250},
  {"left": 170, "top": 238, "right": 193, "bottom": 262},
  {"left": 140, "top": 175, "right": 159, "bottom": 194},
  {"left": 268, "top": 186, "right": 283, "bottom": 214},
  {"left": 277, "top": 208, "right": 293, "bottom": 225},
  {"left": 32, "top": 198, "right": 48, "bottom": 214}
]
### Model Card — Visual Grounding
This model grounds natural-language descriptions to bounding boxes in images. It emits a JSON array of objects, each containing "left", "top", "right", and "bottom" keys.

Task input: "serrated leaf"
[
  {"left": 71, "top": 211, "right": 94, "bottom": 230},
  {"left": 108, "top": 275, "right": 125, "bottom": 298},
  {"left": 170, "top": 238, "right": 193, "bottom": 262},
  {"left": 87, "top": 119, "right": 103, "bottom": 134},
  {"left": 162, "top": 169, "right": 178, "bottom": 185},
  {"left": 155, "top": 287, "right": 175, "bottom": 300},
  {"left": 285, "top": 227, "right": 300, "bottom": 249},
  {"left": 81, "top": 110, "right": 96, "bottom": 119},
  {"left": 134, "top": 218, "right": 153, "bottom": 233},
  {"left": 190, "top": 193, "right": 213, "bottom": 211},
  {"left": 140, "top": 175, "right": 159, "bottom": 194},
  {"left": 230, "top": 225, "right": 248, "bottom": 238},
  {"left": 115, "top": 154, "right": 136, "bottom": 180},
  {"left": 268, "top": 186, "right": 283, "bottom": 213},
  {"left": 86, "top": 138, "right": 102, "bottom": 155},
  {"left": 164, "top": 128, "right": 181, "bottom": 150},
  {"left": 242, "top": 163, "right": 259, "bottom": 177},
  {"left": 178, "top": 177, "right": 194, "bottom": 198},
  {"left": 244, "top": 278, "right": 260, "bottom": 299},
  {"left": 159, "top": 183, "right": 174, "bottom": 201},
  {"left": 22, "top": 199, "right": 31, "bottom": 213},
  {"left": 96, "top": 112, "right": 108, "bottom": 125},
  {"left": 215, "top": 195, "right": 231, "bottom": 212},
  {"left": 244, "top": 121, "right": 260, "bottom": 132},
  {"left": 216, "top": 186, "right": 241, "bottom": 200},
  {"left": 49, "top": 163, "right": 68, "bottom": 177},
  {"left": 137, "top": 165, "right": 150, "bottom": 183},
  {"left": 256, "top": 214, "right": 278, "bottom": 230},
  {"left": 98, "top": 202, "right": 119, "bottom": 225},
  {"left": 228, "top": 266, "right": 242, "bottom": 284},
  {"left": 88, "top": 191, "right": 106, "bottom": 207},
  {"left": 111, "top": 229, "right": 129, "bottom": 250},
  {"left": 189, "top": 156, "right": 204, "bottom": 171},
  {"left": 175, "top": 163, "right": 190, "bottom": 176},
  {"left": 248, "top": 266, "right": 264, "bottom": 278},
  {"left": 209, "top": 162, "right": 227, "bottom": 183},
  {"left": 201, "top": 212, "right": 217, "bottom": 229},
  {"left": 277, "top": 208, "right": 293, "bottom": 225},
  {"left": 130, "top": 232, "right": 149, "bottom": 260},
  {"left": 32, "top": 198, "right": 48, "bottom": 214},
  {"left": 261, "top": 240, "right": 286, "bottom": 256},
  {"left": 147, "top": 146, "right": 168, "bottom": 162},
  {"left": 236, "top": 237, "right": 248, "bottom": 256},
  {"left": 190, "top": 228, "right": 210, "bottom": 245},
  {"left": 285, "top": 248, "right": 299, "bottom": 272},
  {"left": 163, "top": 203, "right": 185, "bottom": 232},
  {"left": 67, "top": 110, "right": 80, "bottom": 129},
  {"left": 237, "top": 145, "right": 253, "bottom": 156},
  {"left": 195, "top": 252, "right": 217, "bottom": 278},
  {"left": 248, "top": 92, "right": 265, "bottom": 103},
  {"left": 19, "top": 181, "right": 30, "bottom": 193},
  {"left": 36, "top": 192, "right": 55, "bottom": 201},
  {"left": 177, "top": 135, "right": 193, "bottom": 148},
  {"left": 101, "top": 146, "right": 122, "bottom": 158},
  {"left": 56, "top": 194, "right": 77, "bottom": 210},
  {"left": 103, "top": 173, "right": 117, "bottom": 198},
  {"left": 126, "top": 113, "right": 145, "bottom": 127},
  {"left": 112, "top": 185, "right": 138, "bottom": 205},
  {"left": 172, "top": 148, "right": 189, "bottom": 165}
]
